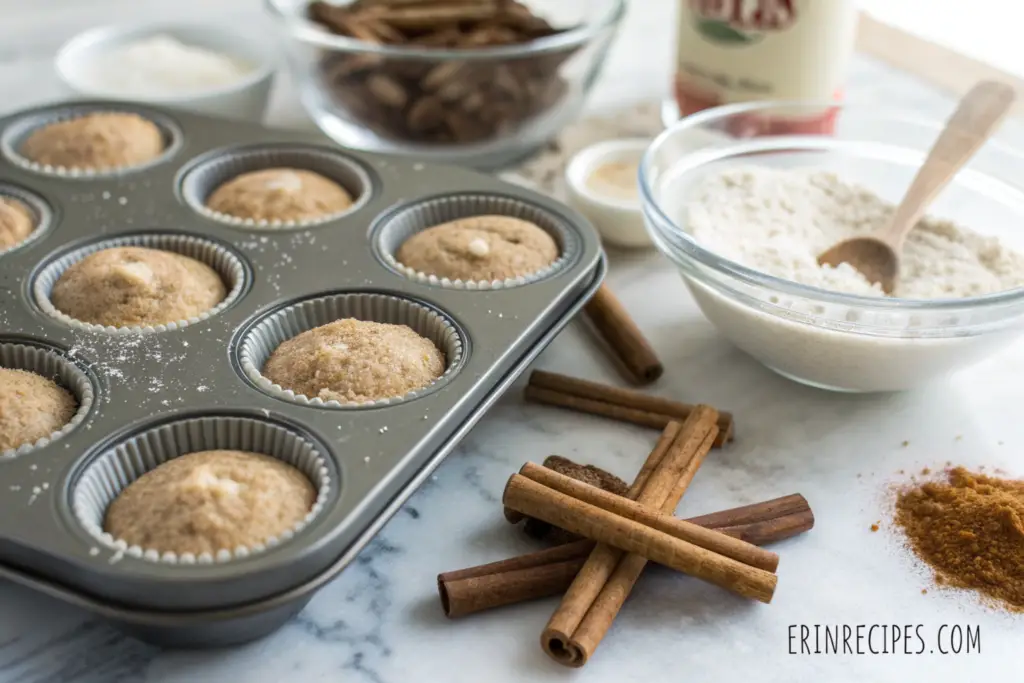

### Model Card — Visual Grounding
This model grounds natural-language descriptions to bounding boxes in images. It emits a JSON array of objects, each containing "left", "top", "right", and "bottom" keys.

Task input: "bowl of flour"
[{"left": 641, "top": 101, "right": 1024, "bottom": 392}]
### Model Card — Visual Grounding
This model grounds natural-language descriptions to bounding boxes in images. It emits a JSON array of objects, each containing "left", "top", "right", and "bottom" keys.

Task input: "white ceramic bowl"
[
  {"left": 55, "top": 23, "right": 275, "bottom": 123},
  {"left": 641, "top": 101, "right": 1024, "bottom": 393},
  {"left": 565, "top": 138, "right": 651, "bottom": 248}
]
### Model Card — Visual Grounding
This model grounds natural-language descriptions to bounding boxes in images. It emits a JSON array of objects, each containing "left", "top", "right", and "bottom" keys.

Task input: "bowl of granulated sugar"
[
  {"left": 641, "top": 101, "right": 1024, "bottom": 392},
  {"left": 56, "top": 24, "right": 275, "bottom": 122}
]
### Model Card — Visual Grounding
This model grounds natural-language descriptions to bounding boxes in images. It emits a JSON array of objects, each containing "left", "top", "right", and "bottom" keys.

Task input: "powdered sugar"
[
  {"left": 688, "top": 168, "right": 1024, "bottom": 299},
  {"left": 79, "top": 35, "right": 253, "bottom": 98}
]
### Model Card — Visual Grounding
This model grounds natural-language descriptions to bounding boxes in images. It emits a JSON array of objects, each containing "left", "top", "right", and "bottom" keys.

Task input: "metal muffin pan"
[{"left": 0, "top": 100, "right": 605, "bottom": 645}]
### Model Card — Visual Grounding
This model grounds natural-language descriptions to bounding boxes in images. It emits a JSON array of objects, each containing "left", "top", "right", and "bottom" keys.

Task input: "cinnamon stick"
[
  {"left": 557, "top": 429, "right": 717, "bottom": 665},
  {"left": 526, "top": 370, "right": 735, "bottom": 446},
  {"left": 375, "top": 4, "right": 499, "bottom": 28},
  {"left": 542, "top": 408, "right": 719, "bottom": 667},
  {"left": 439, "top": 540, "right": 592, "bottom": 618},
  {"left": 503, "top": 424, "right": 682, "bottom": 554},
  {"left": 437, "top": 494, "right": 813, "bottom": 617},
  {"left": 583, "top": 284, "right": 664, "bottom": 385},
  {"left": 503, "top": 474, "right": 777, "bottom": 601},
  {"left": 685, "top": 493, "right": 810, "bottom": 529},
  {"left": 506, "top": 454, "right": 636, "bottom": 540},
  {"left": 622, "top": 422, "right": 683, "bottom": 498},
  {"left": 716, "top": 510, "right": 815, "bottom": 546},
  {"left": 518, "top": 462, "right": 779, "bottom": 572}
]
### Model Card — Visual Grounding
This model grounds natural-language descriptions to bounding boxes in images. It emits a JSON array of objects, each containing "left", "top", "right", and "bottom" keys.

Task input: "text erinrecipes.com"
[{"left": 788, "top": 624, "right": 981, "bottom": 656}]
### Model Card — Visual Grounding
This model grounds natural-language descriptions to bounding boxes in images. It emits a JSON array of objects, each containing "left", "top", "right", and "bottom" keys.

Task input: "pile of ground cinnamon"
[{"left": 895, "top": 467, "right": 1024, "bottom": 610}]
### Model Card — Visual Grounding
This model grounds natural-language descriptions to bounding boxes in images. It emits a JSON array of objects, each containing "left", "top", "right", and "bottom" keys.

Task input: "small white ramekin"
[
  {"left": 55, "top": 23, "right": 275, "bottom": 123},
  {"left": 565, "top": 138, "right": 651, "bottom": 249}
]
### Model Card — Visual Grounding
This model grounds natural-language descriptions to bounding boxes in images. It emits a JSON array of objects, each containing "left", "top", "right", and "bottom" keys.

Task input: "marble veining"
[{"left": 2, "top": 1, "right": 1023, "bottom": 681}]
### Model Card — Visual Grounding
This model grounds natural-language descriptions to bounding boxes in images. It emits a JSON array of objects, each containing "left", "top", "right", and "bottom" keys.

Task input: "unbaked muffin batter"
[
  {"left": 0, "top": 196, "right": 35, "bottom": 250},
  {"left": 205, "top": 168, "right": 353, "bottom": 223},
  {"left": 396, "top": 215, "right": 558, "bottom": 281},
  {"left": 20, "top": 112, "right": 164, "bottom": 170},
  {"left": 0, "top": 368, "right": 77, "bottom": 452},
  {"left": 50, "top": 246, "right": 226, "bottom": 327},
  {"left": 104, "top": 450, "right": 315, "bottom": 556},
  {"left": 263, "top": 318, "right": 445, "bottom": 403}
]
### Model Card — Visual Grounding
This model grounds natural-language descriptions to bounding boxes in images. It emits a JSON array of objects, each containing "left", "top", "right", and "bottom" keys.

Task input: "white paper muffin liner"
[
  {"left": 238, "top": 292, "right": 464, "bottom": 408},
  {"left": 0, "top": 341, "right": 95, "bottom": 459},
  {"left": 180, "top": 145, "right": 372, "bottom": 229},
  {"left": 0, "top": 184, "right": 52, "bottom": 257},
  {"left": 71, "top": 415, "right": 333, "bottom": 565},
  {"left": 373, "top": 193, "right": 581, "bottom": 290},
  {"left": 33, "top": 232, "right": 248, "bottom": 335},
  {"left": 0, "top": 104, "right": 181, "bottom": 178}
]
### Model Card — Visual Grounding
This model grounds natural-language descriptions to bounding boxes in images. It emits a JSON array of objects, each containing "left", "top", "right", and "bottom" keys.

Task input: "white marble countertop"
[{"left": 2, "top": 1, "right": 1023, "bottom": 682}]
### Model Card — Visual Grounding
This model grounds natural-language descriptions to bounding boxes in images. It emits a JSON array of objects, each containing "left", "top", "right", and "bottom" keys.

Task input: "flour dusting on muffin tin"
[
  {"left": 0, "top": 99, "right": 603, "bottom": 646},
  {"left": 373, "top": 193, "right": 581, "bottom": 289},
  {"left": 179, "top": 144, "right": 373, "bottom": 229},
  {"left": 0, "top": 103, "right": 182, "bottom": 178}
]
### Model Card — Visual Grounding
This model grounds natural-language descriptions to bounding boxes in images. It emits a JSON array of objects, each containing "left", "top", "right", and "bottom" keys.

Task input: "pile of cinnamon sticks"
[
  {"left": 437, "top": 277, "right": 809, "bottom": 666},
  {"left": 438, "top": 398, "right": 814, "bottom": 667}
]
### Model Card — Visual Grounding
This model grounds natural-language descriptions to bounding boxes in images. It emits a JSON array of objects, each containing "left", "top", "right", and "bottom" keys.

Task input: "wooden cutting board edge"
[{"left": 857, "top": 13, "right": 1024, "bottom": 114}]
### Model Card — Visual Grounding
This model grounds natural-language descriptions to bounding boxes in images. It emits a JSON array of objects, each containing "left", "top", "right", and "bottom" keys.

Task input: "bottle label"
[{"left": 673, "top": 0, "right": 858, "bottom": 132}]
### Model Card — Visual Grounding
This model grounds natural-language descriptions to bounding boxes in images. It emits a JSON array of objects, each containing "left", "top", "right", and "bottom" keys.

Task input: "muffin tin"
[{"left": 0, "top": 100, "right": 604, "bottom": 646}]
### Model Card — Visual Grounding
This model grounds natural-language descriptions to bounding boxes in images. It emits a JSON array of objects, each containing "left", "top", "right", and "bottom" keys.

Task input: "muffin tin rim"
[
  {"left": 176, "top": 142, "right": 378, "bottom": 230},
  {"left": 30, "top": 229, "right": 253, "bottom": 335},
  {"left": 233, "top": 289, "right": 469, "bottom": 410},
  {"left": 0, "top": 338, "right": 98, "bottom": 460},
  {"left": 370, "top": 190, "right": 584, "bottom": 290},
  {"left": 64, "top": 411, "right": 340, "bottom": 568},
  {"left": 0, "top": 183, "right": 55, "bottom": 258},
  {"left": 0, "top": 102, "right": 185, "bottom": 179}
]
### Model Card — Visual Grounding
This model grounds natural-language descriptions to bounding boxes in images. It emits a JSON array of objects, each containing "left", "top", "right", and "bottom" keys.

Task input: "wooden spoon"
[{"left": 817, "top": 80, "right": 1017, "bottom": 294}]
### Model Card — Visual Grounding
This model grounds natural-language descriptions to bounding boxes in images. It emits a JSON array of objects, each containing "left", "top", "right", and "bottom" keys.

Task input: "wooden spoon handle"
[{"left": 881, "top": 80, "right": 1017, "bottom": 245}]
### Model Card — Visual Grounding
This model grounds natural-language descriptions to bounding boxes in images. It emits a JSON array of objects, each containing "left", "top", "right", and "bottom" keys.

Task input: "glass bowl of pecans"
[{"left": 266, "top": 0, "right": 625, "bottom": 168}]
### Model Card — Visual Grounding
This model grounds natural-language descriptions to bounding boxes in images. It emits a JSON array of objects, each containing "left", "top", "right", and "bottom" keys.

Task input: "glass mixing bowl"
[
  {"left": 266, "top": 0, "right": 625, "bottom": 169},
  {"left": 640, "top": 102, "right": 1024, "bottom": 392}
]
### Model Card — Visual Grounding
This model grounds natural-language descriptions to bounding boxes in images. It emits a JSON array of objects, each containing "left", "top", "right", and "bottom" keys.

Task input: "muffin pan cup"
[
  {"left": 0, "top": 100, "right": 604, "bottom": 645},
  {"left": 32, "top": 231, "right": 249, "bottom": 334},
  {"left": 373, "top": 192, "right": 581, "bottom": 289},
  {"left": 0, "top": 183, "right": 52, "bottom": 256},
  {"left": 0, "top": 102, "right": 182, "bottom": 178},
  {"left": 179, "top": 144, "right": 373, "bottom": 229},
  {"left": 71, "top": 415, "right": 334, "bottom": 565},
  {"left": 238, "top": 291, "right": 464, "bottom": 408},
  {"left": 0, "top": 340, "right": 95, "bottom": 458}
]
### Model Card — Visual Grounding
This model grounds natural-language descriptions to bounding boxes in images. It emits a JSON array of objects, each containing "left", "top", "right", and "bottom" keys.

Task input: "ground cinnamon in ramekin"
[{"left": 895, "top": 467, "right": 1024, "bottom": 611}]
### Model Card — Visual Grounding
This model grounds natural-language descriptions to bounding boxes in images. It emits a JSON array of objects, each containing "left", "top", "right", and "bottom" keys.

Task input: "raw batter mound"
[
  {"left": 20, "top": 112, "right": 164, "bottom": 170},
  {"left": 0, "top": 196, "right": 35, "bottom": 250},
  {"left": 206, "top": 168, "right": 353, "bottom": 223},
  {"left": 0, "top": 368, "right": 76, "bottom": 452},
  {"left": 104, "top": 450, "right": 316, "bottom": 556},
  {"left": 262, "top": 318, "right": 445, "bottom": 403},
  {"left": 50, "top": 246, "right": 227, "bottom": 327},
  {"left": 396, "top": 215, "right": 559, "bottom": 281}
]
